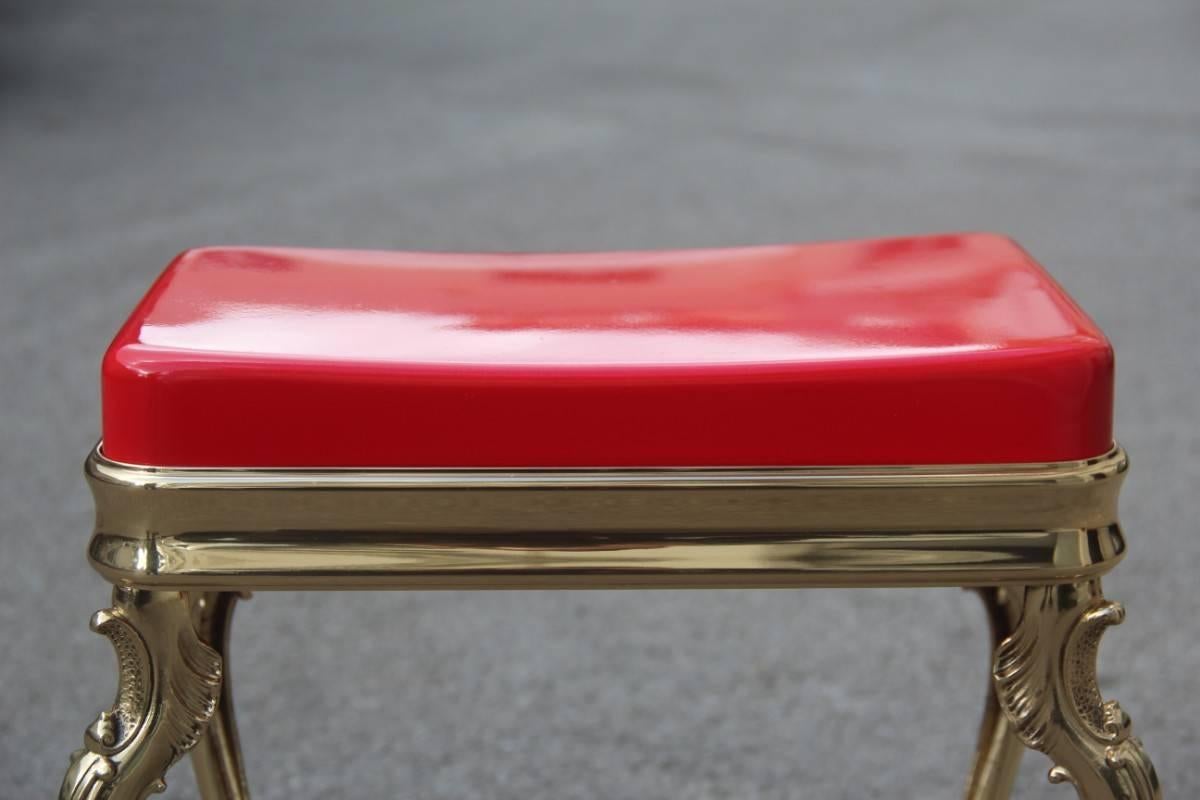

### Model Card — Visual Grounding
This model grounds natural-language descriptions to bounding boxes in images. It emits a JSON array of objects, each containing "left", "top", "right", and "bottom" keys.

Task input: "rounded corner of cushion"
[
  {"left": 1088, "top": 335, "right": 1116, "bottom": 367},
  {"left": 961, "top": 230, "right": 1021, "bottom": 249},
  {"left": 102, "top": 339, "right": 144, "bottom": 382},
  {"left": 100, "top": 345, "right": 171, "bottom": 466},
  {"left": 167, "top": 245, "right": 221, "bottom": 268}
]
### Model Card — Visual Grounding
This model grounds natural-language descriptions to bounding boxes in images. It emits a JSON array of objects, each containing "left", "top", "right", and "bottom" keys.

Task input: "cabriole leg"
[
  {"left": 964, "top": 587, "right": 1025, "bottom": 799},
  {"left": 992, "top": 580, "right": 1161, "bottom": 799},
  {"left": 60, "top": 587, "right": 223, "bottom": 800},
  {"left": 191, "top": 592, "right": 252, "bottom": 800}
]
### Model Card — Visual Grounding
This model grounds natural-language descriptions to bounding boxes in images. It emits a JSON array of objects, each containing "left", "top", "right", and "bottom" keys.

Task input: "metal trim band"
[{"left": 85, "top": 445, "right": 1128, "bottom": 590}]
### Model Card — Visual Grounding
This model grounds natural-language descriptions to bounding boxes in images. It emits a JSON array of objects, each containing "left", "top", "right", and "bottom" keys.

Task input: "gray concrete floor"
[{"left": 2, "top": 1, "right": 1198, "bottom": 797}]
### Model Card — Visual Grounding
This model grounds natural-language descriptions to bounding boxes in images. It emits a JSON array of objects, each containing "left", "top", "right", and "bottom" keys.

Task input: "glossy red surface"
[{"left": 102, "top": 233, "right": 1114, "bottom": 467}]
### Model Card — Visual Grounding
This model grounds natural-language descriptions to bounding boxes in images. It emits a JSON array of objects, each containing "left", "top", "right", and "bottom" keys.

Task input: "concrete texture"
[{"left": 2, "top": 1, "right": 1198, "bottom": 797}]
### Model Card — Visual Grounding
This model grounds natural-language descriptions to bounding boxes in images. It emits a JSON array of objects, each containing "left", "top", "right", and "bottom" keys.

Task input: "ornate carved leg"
[
  {"left": 190, "top": 592, "right": 252, "bottom": 800},
  {"left": 992, "top": 581, "right": 1161, "bottom": 799},
  {"left": 964, "top": 587, "right": 1024, "bottom": 800},
  {"left": 60, "top": 587, "right": 223, "bottom": 800}
]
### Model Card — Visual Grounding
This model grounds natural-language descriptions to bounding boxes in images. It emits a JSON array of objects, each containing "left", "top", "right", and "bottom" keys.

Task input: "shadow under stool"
[{"left": 60, "top": 233, "right": 1161, "bottom": 799}]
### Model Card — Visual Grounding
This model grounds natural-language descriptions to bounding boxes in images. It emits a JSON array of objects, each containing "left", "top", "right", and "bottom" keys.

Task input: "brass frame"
[
  {"left": 61, "top": 445, "right": 1161, "bottom": 799},
  {"left": 87, "top": 445, "right": 1126, "bottom": 590}
]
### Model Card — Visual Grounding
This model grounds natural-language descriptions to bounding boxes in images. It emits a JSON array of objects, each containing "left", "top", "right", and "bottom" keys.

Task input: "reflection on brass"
[
  {"left": 993, "top": 581, "right": 1161, "bottom": 799},
  {"left": 61, "top": 444, "right": 1162, "bottom": 798},
  {"left": 86, "top": 445, "right": 1129, "bottom": 590},
  {"left": 60, "top": 588, "right": 222, "bottom": 800}
]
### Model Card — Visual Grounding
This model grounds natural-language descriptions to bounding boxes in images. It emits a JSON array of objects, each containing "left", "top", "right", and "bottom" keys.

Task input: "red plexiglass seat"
[{"left": 101, "top": 233, "right": 1113, "bottom": 468}]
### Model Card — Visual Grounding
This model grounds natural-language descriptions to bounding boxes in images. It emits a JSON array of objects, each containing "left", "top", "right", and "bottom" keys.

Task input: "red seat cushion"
[{"left": 101, "top": 233, "right": 1113, "bottom": 468}]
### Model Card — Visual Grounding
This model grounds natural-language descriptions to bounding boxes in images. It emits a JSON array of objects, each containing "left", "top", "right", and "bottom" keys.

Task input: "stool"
[{"left": 61, "top": 234, "right": 1160, "bottom": 799}]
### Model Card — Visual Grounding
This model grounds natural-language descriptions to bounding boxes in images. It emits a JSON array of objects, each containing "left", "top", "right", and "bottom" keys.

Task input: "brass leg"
[
  {"left": 964, "top": 587, "right": 1024, "bottom": 800},
  {"left": 60, "top": 587, "right": 223, "bottom": 800},
  {"left": 992, "top": 581, "right": 1162, "bottom": 799},
  {"left": 191, "top": 592, "right": 252, "bottom": 800}
]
